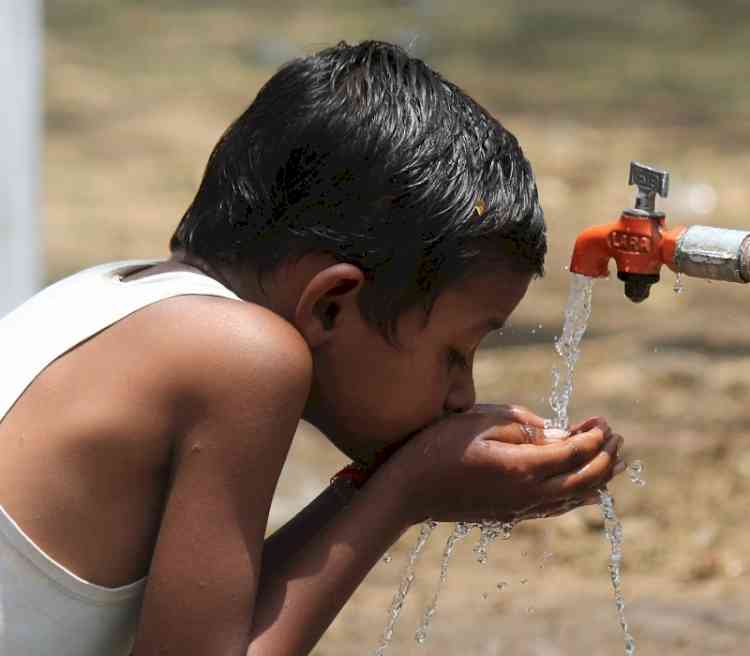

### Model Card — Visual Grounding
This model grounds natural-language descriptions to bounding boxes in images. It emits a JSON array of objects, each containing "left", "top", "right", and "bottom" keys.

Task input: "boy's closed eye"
[{"left": 448, "top": 318, "right": 507, "bottom": 368}]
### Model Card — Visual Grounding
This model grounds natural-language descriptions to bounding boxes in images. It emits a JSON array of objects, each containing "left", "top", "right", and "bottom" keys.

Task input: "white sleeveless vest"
[{"left": 0, "top": 260, "right": 240, "bottom": 656}]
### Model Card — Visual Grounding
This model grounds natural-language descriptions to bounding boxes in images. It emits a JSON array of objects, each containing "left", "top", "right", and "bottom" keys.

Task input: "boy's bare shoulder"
[{"left": 128, "top": 294, "right": 312, "bottom": 415}]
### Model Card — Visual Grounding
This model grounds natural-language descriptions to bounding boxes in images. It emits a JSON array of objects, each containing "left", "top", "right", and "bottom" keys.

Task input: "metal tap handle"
[{"left": 628, "top": 161, "right": 670, "bottom": 214}]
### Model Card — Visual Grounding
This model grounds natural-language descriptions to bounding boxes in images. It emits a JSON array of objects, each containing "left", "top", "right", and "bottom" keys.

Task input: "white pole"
[{"left": 0, "top": 0, "right": 42, "bottom": 316}]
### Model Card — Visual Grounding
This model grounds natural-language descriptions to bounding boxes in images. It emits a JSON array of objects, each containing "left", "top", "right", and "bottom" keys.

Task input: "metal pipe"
[{"left": 674, "top": 226, "right": 750, "bottom": 283}]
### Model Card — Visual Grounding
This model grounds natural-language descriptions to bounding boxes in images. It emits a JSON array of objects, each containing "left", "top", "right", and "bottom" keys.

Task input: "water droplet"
[
  {"left": 482, "top": 592, "right": 489, "bottom": 600},
  {"left": 628, "top": 460, "right": 646, "bottom": 487},
  {"left": 496, "top": 581, "right": 508, "bottom": 590},
  {"left": 520, "top": 577, "right": 528, "bottom": 585},
  {"left": 527, "top": 606, "right": 536, "bottom": 614},
  {"left": 539, "top": 551, "right": 553, "bottom": 568},
  {"left": 673, "top": 272, "right": 685, "bottom": 294},
  {"left": 382, "top": 553, "right": 392, "bottom": 564}
]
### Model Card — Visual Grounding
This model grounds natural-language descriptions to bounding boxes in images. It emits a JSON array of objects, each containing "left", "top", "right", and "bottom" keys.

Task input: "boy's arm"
[
  {"left": 131, "top": 299, "right": 313, "bottom": 655},
  {"left": 261, "top": 483, "right": 356, "bottom": 571},
  {"left": 248, "top": 467, "right": 411, "bottom": 655},
  {"left": 131, "top": 299, "right": 412, "bottom": 656}
]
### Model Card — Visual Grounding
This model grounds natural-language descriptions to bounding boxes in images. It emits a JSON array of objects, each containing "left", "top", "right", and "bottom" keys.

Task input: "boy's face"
[{"left": 302, "top": 264, "right": 533, "bottom": 462}]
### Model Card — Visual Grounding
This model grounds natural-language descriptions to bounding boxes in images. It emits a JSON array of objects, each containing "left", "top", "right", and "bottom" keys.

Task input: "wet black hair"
[{"left": 170, "top": 40, "right": 546, "bottom": 344}]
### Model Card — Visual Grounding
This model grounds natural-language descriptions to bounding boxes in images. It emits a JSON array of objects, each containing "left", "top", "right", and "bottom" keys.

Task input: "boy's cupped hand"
[{"left": 382, "top": 404, "right": 624, "bottom": 525}]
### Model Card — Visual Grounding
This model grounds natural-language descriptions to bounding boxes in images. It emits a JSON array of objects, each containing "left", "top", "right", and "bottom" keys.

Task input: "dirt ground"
[{"left": 43, "top": 2, "right": 750, "bottom": 654}]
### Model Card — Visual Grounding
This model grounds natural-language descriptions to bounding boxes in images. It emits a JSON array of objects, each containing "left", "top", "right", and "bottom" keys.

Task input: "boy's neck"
[{"left": 168, "top": 251, "right": 341, "bottom": 329}]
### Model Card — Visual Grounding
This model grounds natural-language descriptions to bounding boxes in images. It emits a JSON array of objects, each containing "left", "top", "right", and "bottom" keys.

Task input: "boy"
[{"left": 0, "top": 41, "right": 623, "bottom": 655}]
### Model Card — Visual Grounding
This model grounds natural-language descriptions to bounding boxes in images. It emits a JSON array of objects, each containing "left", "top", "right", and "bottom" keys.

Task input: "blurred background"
[{"left": 16, "top": 0, "right": 750, "bottom": 653}]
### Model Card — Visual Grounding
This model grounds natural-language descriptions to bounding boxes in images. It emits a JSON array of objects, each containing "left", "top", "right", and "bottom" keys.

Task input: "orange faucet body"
[
  {"left": 570, "top": 162, "right": 750, "bottom": 302},
  {"left": 570, "top": 212, "right": 686, "bottom": 279}
]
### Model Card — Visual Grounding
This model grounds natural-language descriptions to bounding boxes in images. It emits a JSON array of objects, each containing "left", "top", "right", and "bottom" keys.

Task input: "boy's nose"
[{"left": 444, "top": 373, "right": 476, "bottom": 414}]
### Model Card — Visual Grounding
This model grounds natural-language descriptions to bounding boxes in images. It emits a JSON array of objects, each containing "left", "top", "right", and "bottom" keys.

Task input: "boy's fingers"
[
  {"left": 479, "top": 428, "right": 608, "bottom": 479},
  {"left": 531, "top": 428, "right": 611, "bottom": 476},
  {"left": 503, "top": 421, "right": 576, "bottom": 446},
  {"left": 539, "top": 432, "right": 622, "bottom": 494},
  {"left": 470, "top": 403, "right": 546, "bottom": 430},
  {"left": 481, "top": 421, "right": 547, "bottom": 445},
  {"left": 569, "top": 416, "right": 611, "bottom": 438},
  {"left": 504, "top": 405, "right": 546, "bottom": 428}
]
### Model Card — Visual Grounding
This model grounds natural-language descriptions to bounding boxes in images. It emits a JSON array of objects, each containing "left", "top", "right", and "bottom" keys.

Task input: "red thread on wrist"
[{"left": 331, "top": 462, "right": 370, "bottom": 489}]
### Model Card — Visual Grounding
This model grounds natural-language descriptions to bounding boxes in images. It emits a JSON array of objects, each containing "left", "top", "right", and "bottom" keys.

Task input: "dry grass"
[{"left": 45, "top": 2, "right": 750, "bottom": 653}]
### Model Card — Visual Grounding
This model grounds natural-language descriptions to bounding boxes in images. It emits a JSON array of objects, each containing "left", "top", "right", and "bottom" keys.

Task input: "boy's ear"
[{"left": 294, "top": 263, "right": 365, "bottom": 348}]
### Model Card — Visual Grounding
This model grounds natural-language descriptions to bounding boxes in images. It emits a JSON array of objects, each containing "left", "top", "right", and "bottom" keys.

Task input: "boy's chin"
[{"left": 326, "top": 433, "right": 384, "bottom": 464}]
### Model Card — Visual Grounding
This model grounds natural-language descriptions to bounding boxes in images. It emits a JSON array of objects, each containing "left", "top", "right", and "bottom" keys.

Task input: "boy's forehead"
[
  {"left": 446, "top": 268, "right": 531, "bottom": 306},
  {"left": 430, "top": 268, "right": 532, "bottom": 330}
]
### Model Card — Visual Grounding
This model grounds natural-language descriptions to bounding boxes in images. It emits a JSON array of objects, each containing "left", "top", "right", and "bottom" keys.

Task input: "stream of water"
[
  {"left": 414, "top": 522, "right": 472, "bottom": 644},
  {"left": 547, "top": 273, "right": 636, "bottom": 656},
  {"left": 413, "top": 520, "right": 514, "bottom": 645},
  {"left": 373, "top": 520, "right": 437, "bottom": 656},
  {"left": 547, "top": 273, "right": 594, "bottom": 431}
]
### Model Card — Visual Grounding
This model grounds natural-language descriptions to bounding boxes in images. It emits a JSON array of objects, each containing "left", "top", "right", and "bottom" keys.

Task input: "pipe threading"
[{"left": 674, "top": 226, "right": 750, "bottom": 283}]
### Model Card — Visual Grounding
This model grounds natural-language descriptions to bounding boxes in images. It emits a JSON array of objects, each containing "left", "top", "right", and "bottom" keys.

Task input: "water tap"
[{"left": 569, "top": 161, "right": 750, "bottom": 302}]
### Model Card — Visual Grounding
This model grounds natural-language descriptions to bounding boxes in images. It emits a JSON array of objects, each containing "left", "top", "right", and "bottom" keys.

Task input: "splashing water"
[
  {"left": 547, "top": 274, "right": 595, "bottom": 430},
  {"left": 413, "top": 520, "right": 514, "bottom": 645},
  {"left": 374, "top": 520, "right": 436, "bottom": 656},
  {"left": 414, "top": 522, "right": 471, "bottom": 644},
  {"left": 473, "top": 519, "right": 514, "bottom": 564},
  {"left": 600, "top": 490, "right": 637, "bottom": 656},
  {"left": 548, "top": 273, "right": 636, "bottom": 655},
  {"left": 628, "top": 460, "right": 646, "bottom": 486}
]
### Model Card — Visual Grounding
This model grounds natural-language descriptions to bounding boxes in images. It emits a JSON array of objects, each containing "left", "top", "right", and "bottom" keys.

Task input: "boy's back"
[{"left": 0, "top": 259, "right": 309, "bottom": 654}]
